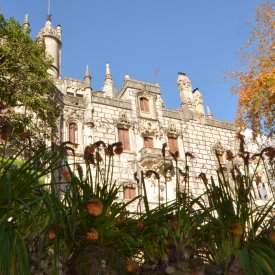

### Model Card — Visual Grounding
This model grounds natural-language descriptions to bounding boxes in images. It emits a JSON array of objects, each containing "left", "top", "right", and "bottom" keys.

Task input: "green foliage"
[
  {"left": 197, "top": 141, "right": 275, "bottom": 274},
  {"left": 0, "top": 144, "right": 60, "bottom": 275},
  {"left": 0, "top": 137, "right": 274, "bottom": 274},
  {"left": 0, "top": 14, "right": 60, "bottom": 139}
]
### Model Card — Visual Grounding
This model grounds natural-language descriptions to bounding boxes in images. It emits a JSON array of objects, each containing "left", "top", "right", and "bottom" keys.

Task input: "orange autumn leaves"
[
  {"left": 234, "top": 67, "right": 275, "bottom": 139},
  {"left": 229, "top": 2, "right": 275, "bottom": 140}
]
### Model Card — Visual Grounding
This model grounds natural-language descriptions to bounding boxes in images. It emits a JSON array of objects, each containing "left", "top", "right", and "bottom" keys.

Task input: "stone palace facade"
[{"left": 35, "top": 16, "right": 262, "bottom": 210}]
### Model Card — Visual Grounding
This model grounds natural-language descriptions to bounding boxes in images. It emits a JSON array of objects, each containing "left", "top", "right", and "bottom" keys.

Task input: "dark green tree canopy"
[{"left": 0, "top": 14, "right": 61, "bottom": 141}]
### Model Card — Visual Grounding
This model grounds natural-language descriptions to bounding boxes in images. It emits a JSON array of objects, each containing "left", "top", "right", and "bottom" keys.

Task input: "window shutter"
[
  {"left": 123, "top": 187, "right": 136, "bottom": 200},
  {"left": 168, "top": 137, "right": 179, "bottom": 155},
  {"left": 144, "top": 137, "right": 154, "bottom": 148},
  {"left": 140, "top": 97, "right": 149, "bottom": 112},
  {"left": 69, "top": 123, "right": 78, "bottom": 144},
  {"left": 118, "top": 129, "right": 130, "bottom": 151}
]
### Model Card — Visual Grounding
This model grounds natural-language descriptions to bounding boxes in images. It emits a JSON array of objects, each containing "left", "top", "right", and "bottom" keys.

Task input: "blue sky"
[{"left": 1, "top": 0, "right": 263, "bottom": 122}]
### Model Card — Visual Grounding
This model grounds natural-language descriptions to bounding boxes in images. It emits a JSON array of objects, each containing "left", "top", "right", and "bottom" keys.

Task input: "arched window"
[
  {"left": 140, "top": 97, "right": 149, "bottom": 112},
  {"left": 69, "top": 123, "right": 78, "bottom": 144}
]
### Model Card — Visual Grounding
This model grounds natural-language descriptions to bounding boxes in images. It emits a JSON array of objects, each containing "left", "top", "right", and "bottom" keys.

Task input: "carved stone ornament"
[
  {"left": 115, "top": 112, "right": 132, "bottom": 129},
  {"left": 121, "top": 180, "right": 137, "bottom": 188},
  {"left": 64, "top": 107, "right": 84, "bottom": 121},
  {"left": 139, "top": 119, "right": 159, "bottom": 137},
  {"left": 165, "top": 122, "right": 180, "bottom": 138}
]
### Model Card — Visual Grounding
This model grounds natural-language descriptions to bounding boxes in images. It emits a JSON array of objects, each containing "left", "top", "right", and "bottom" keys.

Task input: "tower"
[{"left": 36, "top": 15, "right": 62, "bottom": 79}]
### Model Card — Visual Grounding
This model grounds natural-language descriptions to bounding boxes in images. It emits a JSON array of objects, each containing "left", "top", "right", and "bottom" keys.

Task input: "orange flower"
[
  {"left": 61, "top": 169, "right": 71, "bottom": 181},
  {"left": 105, "top": 147, "right": 113, "bottom": 157},
  {"left": 49, "top": 229, "right": 56, "bottom": 241},
  {"left": 225, "top": 150, "right": 234, "bottom": 161},
  {"left": 87, "top": 198, "right": 103, "bottom": 216},
  {"left": 114, "top": 217, "right": 124, "bottom": 227},
  {"left": 231, "top": 223, "right": 243, "bottom": 237},
  {"left": 137, "top": 221, "right": 145, "bottom": 230},
  {"left": 86, "top": 228, "right": 99, "bottom": 241},
  {"left": 265, "top": 148, "right": 275, "bottom": 160},
  {"left": 114, "top": 145, "right": 123, "bottom": 155},
  {"left": 127, "top": 260, "right": 139, "bottom": 273},
  {"left": 85, "top": 145, "right": 95, "bottom": 155},
  {"left": 95, "top": 152, "right": 103, "bottom": 162}
]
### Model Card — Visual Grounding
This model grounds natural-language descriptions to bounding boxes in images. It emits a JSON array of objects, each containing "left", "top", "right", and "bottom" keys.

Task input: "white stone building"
[{"left": 35, "top": 16, "right": 272, "bottom": 210}]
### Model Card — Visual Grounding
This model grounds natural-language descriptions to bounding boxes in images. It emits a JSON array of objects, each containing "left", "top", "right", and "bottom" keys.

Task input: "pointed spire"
[
  {"left": 207, "top": 106, "right": 213, "bottom": 118},
  {"left": 23, "top": 14, "right": 30, "bottom": 32},
  {"left": 106, "top": 62, "right": 111, "bottom": 80},
  {"left": 102, "top": 62, "right": 116, "bottom": 97},
  {"left": 85, "top": 65, "right": 92, "bottom": 88}
]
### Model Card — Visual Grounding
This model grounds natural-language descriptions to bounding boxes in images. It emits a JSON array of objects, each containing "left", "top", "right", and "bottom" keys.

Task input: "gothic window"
[
  {"left": 140, "top": 97, "right": 150, "bottom": 112},
  {"left": 118, "top": 128, "right": 130, "bottom": 151},
  {"left": 144, "top": 137, "right": 154, "bottom": 148},
  {"left": 123, "top": 186, "right": 136, "bottom": 200},
  {"left": 168, "top": 137, "right": 179, "bottom": 155},
  {"left": 69, "top": 123, "right": 78, "bottom": 144}
]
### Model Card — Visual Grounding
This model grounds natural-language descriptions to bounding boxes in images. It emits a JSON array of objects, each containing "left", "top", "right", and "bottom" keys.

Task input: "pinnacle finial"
[
  {"left": 23, "top": 14, "right": 30, "bottom": 31},
  {"left": 207, "top": 106, "right": 213, "bottom": 118},
  {"left": 86, "top": 65, "right": 91, "bottom": 77},
  {"left": 85, "top": 65, "right": 91, "bottom": 88},
  {"left": 102, "top": 62, "right": 115, "bottom": 96},
  {"left": 106, "top": 62, "right": 112, "bottom": 80}
]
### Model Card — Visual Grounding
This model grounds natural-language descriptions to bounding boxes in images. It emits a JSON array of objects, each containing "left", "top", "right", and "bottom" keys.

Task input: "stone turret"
[
  {"left": 192, "top": 88, "right": 205, "bottom": 115},
  {"left": 36, "top": 15, "right": 62, "bottom": 79},
  {"left": 177, "top": 72, "right": 193, "bottom": 108},
  {"left": 102, "top": 62, "right": 116, "bottom": 97}
]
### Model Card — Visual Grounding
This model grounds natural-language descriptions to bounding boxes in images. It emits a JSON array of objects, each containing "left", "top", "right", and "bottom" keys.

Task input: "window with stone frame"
[
  {"left": 168, "top": 137, "right": 179, "bottom": 156},
  {"left": 69, "top": 123, "right": 78, "bottom": 144},
  {"left": 118, "top": 128, "right": 131, "bottom": 151},
  {"left": 123, "top": 186, "right": 136, "bottom": 200},
  {"left": 144, "top": 136, "right": 154, "bottom": 148},
  {"left": 139, "top": 97, "right": 150, "bottom": 113}
]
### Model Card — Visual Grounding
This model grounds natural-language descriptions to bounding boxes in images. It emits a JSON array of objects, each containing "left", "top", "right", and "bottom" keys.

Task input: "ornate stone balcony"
[{"left": 139, "top": 147, "right": 173, "bottom": 172}]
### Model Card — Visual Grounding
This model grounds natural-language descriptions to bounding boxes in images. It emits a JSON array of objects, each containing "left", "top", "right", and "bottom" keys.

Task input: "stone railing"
[
  {"left": 139, "top": 147, "right": 173, "bottom": 171},
  {"left": 92, "top": 95, "right": 131, "bottom": 110}
]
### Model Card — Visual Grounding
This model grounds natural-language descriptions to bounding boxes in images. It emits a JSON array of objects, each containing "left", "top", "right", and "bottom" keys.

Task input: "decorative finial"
[
  {"left": 86, "top": 65, "right": 90, "bottom": 77},
  {"left": 23, "top": 14, "right": 30, "bottom": 31},
  {"left": 106, "top": 62, "right": 111, "bottom": 80},
  {"left": 102, "top": 63, "right": 116, "bottom": 96},
  {"left": 47, "top": 0, "right": 51, "bottom": 19},
  {"left": 207, "top": 106, "right": 213, "bottom": 118},
  {"left": 46, "top": 14, "right": 52, "bottom": 22},
  {"left": 85, "top": 65, "right": 91, "bottom": 88}
]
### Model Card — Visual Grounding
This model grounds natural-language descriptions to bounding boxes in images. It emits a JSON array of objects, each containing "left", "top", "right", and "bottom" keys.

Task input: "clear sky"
[{"left": 1, "top": 0, "right": 263, "bottom": 123}]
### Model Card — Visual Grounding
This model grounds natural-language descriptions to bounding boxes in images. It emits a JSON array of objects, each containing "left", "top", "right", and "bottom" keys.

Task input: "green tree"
[
  {"left": 229, "top": 1, "right": 275, "bottom": 140},
  {"left": 0, "top": 14, "right": 60, "bottom": 142}
]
